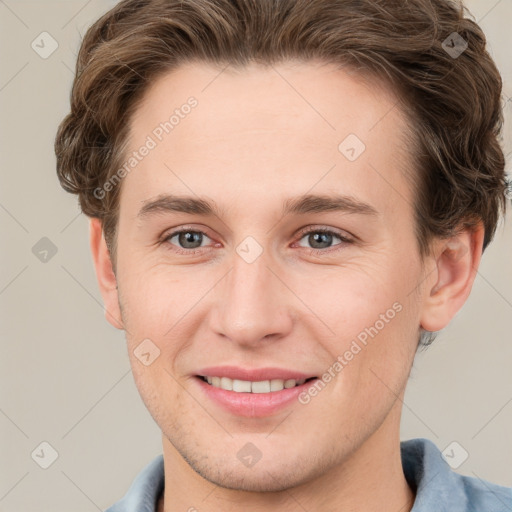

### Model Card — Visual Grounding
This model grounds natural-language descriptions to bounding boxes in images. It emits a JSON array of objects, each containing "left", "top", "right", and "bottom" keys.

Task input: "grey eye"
[{"left": 167, "top": 230, "right": 210, "bottom": 249}]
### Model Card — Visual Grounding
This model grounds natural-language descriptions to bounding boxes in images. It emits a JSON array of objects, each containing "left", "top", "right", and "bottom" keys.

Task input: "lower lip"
[{"left": 194, "top": 376, "right": 318, "bottom": 417}]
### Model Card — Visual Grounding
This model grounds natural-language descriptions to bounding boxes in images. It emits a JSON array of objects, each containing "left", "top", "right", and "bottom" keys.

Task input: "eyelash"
[{"left": 161, "top": 226, "right": 354, "bottom": 256}]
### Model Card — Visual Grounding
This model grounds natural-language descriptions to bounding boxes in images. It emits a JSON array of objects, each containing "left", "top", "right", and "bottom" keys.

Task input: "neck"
[{"left": 158, "top": 405, "right": 414, "bottom": 512}]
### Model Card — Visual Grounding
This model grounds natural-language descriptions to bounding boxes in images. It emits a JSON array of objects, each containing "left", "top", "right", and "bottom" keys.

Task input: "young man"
[{"left": 55, "top": 0, "right": 510, "bottom": 510}]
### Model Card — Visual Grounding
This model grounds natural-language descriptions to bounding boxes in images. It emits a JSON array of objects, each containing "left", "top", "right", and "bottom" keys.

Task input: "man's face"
[{"left": 111, "top": 61, "right": 427, "bottom": 491}]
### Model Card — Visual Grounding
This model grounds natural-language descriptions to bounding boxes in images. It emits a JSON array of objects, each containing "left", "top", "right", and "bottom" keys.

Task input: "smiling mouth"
[{"left": 196, "top": 375, "right": 317, "bottom": 393}]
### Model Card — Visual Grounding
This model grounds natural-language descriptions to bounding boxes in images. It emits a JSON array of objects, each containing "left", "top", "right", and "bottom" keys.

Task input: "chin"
[
  {"left": 191, "top": 460, "right": 313, "bottom": 493},
  {"left": 176, "top": 439, "right": 330, "bottom": 493}
]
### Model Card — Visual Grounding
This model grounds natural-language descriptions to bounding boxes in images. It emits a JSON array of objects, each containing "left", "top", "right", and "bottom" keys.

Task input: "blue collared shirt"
[{"left": 105, "top": 438, "right": 511, "bottom": 511}]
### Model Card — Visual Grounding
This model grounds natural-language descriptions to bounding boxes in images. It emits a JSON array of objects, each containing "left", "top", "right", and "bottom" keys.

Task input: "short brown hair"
[{"left": 55, "top": 0, "right": 507, "bottom": 265}]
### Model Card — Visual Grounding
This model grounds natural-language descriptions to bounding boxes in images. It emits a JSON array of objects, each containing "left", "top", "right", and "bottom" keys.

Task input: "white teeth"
[
  {"left": 203, "top": 376, "right": 310, "bottom": 393},
  {"left": 220, "top": 377, "right": 233, "bottom": 391},
  {"left": 232, "top": 379, "right": 251, "bottom": 392},
  {"left": 270, "top": 379, "right": 284, "bottom": 391},
  {"left": 251, "top": 380, "right": 271, "bottom": 393}
]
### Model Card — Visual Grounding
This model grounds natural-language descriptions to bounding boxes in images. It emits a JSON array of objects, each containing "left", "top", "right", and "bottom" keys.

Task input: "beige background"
[{"left": 0, "top": 1, "right": 511, "bottom": 510}]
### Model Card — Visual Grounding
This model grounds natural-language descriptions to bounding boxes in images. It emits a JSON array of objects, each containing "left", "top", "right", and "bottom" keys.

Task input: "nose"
[{"left": 210, "top": 250, "right": 294, "bottom": 348}]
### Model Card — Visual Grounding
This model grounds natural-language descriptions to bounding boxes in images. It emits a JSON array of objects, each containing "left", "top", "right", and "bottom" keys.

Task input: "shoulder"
[
  {"left": 401, "top": 438, "right": 511, "bottom": 512},
  {"left": 459, "top": 473, "right": 511, "bottom": 511}
]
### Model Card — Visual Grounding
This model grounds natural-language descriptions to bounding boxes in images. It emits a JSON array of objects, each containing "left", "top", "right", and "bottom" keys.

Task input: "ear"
[
  {"left": 89, "top": 218, "right": 124, "bottom": 330},
  {"left": 420, "top": 223, "right": 484, "bottom": 332}
]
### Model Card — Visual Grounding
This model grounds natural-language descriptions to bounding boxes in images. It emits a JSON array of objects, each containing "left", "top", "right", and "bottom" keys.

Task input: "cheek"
[
  {"left": 295, "top": 260, "right": 420, "bottom": 383},
  {"left": 293, "top": 262, "right": 409, "bottom": 333},
  {"left": 117, "top": 259, "right": 201, "bottom": 334},
  {"left": 303, "top": 290, "right": 417, "bottom": 432},
  {"left": 117, "top": 262, "right": 222, "bottom": 391}
]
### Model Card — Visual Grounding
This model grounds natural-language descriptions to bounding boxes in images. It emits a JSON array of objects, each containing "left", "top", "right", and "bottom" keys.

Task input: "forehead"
[
  {"left": 122, "top": 60, "right": 413, "bottom": 218},
  {"left": 131, "top": 60, "right": 406, "bottom": 143}
]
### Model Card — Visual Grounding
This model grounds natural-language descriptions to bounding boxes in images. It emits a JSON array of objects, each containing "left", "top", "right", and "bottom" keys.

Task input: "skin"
[{"left": 90, "top": 61, "right": 483, "bottom": 512}]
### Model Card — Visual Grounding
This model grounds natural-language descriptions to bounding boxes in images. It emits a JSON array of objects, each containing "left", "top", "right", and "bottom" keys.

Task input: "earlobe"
[
  {"left": 89, "top": 218, "right": 124, "bottom": 330},
  {"left": 420, "top": 224, "right": 484, "bottom": 333}
]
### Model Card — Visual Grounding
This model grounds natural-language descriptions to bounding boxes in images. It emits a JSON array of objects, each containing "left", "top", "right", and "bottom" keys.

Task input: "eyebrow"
[
  {"left": 283, "top": 193, "right": 378, "bottom": 217},
  {"left": 137, "top": 193, "right": 378, "bottom": 220}
]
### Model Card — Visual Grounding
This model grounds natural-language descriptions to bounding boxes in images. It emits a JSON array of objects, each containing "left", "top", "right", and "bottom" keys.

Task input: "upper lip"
[{"left": 196, "top": 366, "right": 317, "bottom": 381}]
